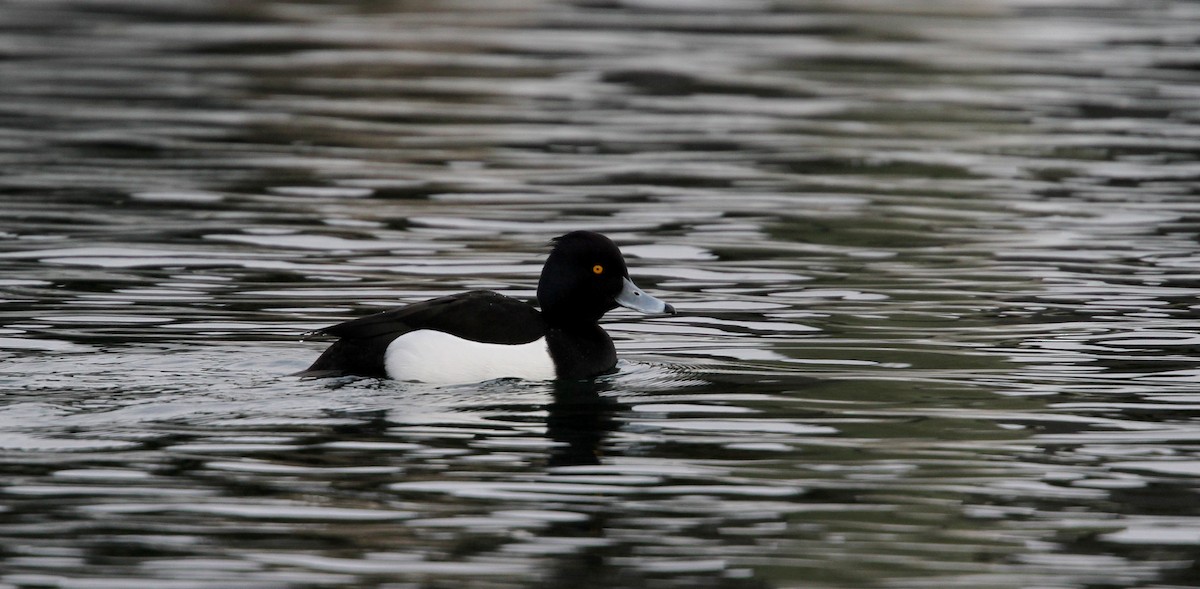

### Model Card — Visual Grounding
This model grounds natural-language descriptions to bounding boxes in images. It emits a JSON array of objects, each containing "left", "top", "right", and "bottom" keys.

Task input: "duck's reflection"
[
  {"left": 311, "top": 376, "right": 624, "bottom": 468},
  {"left": 545, "top": 379, "right": 620, "bottom": 467}
]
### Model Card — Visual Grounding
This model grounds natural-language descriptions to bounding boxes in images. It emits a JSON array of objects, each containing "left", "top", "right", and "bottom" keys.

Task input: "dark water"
[{"left": 3, "top": 0, "right": 1200, "bottom": 587}]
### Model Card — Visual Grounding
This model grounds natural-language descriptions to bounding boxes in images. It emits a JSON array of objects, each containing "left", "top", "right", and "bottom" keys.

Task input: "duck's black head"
[{"left": 537, "top": 231, "right": 674, "bottom": 325}]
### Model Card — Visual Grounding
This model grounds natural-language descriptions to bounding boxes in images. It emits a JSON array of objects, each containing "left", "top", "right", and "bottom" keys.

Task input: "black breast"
[{"left": 545, "top": 324, "right": 618, "bottom": 380}]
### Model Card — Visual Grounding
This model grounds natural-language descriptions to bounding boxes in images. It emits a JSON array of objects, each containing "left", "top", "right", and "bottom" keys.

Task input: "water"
[{"left": 2, "top": 0, "right": 1200, "bottom": 587}]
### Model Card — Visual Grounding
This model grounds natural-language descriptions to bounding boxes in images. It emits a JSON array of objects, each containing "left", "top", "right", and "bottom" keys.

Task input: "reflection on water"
[{"left": 3, "top": 0, "right": 1200, "bottom": 587}]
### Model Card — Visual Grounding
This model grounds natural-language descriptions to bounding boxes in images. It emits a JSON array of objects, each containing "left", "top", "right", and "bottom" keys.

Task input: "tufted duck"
[{"left": 299, "top": 231, "right": 675, "bottom": 383}]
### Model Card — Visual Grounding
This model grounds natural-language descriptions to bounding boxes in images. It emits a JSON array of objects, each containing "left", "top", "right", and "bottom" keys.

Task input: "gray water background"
[{"left": 2, "top": 0, "right": 1200, "bottom": 587}]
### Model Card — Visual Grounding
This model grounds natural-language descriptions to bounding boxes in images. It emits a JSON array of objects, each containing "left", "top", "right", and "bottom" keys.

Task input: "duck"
[{"left": 299, "top": 230, "right": 675, "bottom": 383}]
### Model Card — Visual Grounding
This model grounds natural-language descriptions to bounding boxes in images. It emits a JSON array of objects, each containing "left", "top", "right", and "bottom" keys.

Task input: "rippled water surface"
[{"left": 3, "top": 0, "right": 1200, "bottom": 587}]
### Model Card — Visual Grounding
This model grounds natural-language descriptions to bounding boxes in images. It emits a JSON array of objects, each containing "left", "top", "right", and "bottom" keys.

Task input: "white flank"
[{"left": 384, "top": 330, "right": 556, "bottom": 384}]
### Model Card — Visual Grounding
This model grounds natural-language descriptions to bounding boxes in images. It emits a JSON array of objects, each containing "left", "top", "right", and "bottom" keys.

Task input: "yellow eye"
[{"left": 592, "top": 264, "right": 604, "bottom": 274}]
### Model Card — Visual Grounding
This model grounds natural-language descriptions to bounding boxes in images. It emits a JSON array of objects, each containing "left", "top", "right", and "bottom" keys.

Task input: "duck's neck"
[{"left": 539, "top": 305, "right": 606, "bottom": 328}]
